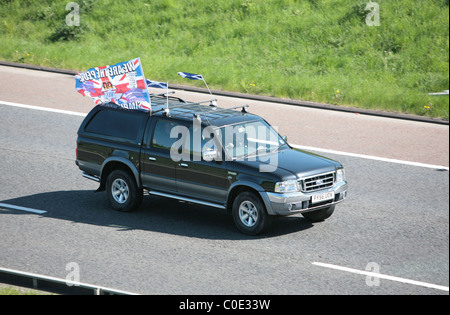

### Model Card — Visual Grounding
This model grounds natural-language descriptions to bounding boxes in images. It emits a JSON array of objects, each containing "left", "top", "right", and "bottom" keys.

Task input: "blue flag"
[
  {"left": 146, "top": 79, "right": 168, "bottom": 89},
  {"left": 177, "top": 72, "right": 204, "bottom": 80}
]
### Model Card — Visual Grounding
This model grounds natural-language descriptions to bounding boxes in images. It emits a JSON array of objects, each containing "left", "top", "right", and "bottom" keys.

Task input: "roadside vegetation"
[
  {"left": 0, "top": 285, "right": 53, "bottom": 295},
  {"left": 0, "top": 0, "right": 448, "bottom": 118}
]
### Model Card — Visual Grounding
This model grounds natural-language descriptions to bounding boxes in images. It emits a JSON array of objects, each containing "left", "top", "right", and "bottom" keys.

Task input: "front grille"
[{"left": 300, "top": 171, "right": 335, "bottom": 192}]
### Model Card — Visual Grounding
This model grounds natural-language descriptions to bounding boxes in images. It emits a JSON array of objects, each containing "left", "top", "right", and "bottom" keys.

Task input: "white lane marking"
[
  {"left": 292, "top": 144, "right": 449, "bottom": 171},
  {"left": 312, "top": 262, "right": 449, "bottom": 292},
  {"left": 0, "top": 203, "right": 47, "bottom": 214},
  {"left": 0, "top": 100, "right": 86, "bottom": 117},
  {"left": 1, "top": 100, "right": 448, "bottom": 170}
]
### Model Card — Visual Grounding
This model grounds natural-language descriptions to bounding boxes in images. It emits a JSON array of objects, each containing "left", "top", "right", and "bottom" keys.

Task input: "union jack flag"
[{"left": 75, "top": 58, "right": 151, "bottom": 111}]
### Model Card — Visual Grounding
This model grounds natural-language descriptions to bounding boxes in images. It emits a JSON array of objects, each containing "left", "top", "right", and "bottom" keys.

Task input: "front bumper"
[{"left": 263, "top": 181, "right": 348, "bottom": 216}]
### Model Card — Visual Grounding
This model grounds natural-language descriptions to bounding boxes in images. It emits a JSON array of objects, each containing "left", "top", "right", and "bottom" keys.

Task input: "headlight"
[
  {"left": 274, "top": 180, "right": 300, "bottom": 193},
  {"left": 336, "top": 168, "right": 345, "bottom": 183}
]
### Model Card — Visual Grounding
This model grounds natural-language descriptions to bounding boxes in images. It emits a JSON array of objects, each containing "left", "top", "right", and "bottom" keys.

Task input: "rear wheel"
[
  {"left": 302, "top": 205, "right": 335, "bottom": 222},
  {"left": 232, "top": 192, "right": 272, "bottom": 235},
  {"left": 106, "top": 169, "right": 143, "bottom": 212}
]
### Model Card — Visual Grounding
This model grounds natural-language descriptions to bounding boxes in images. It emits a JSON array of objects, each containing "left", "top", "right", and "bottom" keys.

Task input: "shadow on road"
[{"left": 1, "top": 190, "right": 314, "bottom": 240}]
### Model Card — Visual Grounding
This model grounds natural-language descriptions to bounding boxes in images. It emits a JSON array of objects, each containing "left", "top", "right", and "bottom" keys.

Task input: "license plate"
[{"left": 311, "top": 191, "right": 335, "bottom": 204}]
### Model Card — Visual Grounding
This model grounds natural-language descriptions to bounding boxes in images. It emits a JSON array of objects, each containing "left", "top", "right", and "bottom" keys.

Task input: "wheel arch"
[
  {"left": 98, "top": 157, "right": 141, "bottom": 192},
  {"left": 226, "top": 182, "right": 274, "bottom": 215}
]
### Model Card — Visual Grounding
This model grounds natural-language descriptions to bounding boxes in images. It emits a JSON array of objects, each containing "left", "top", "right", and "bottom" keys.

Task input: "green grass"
[
  {"left": 0, "top": 0, "right": 448, "bottom": 118},
  {"left": 0, "top": 285, "right": 53, "bottom": 295}
]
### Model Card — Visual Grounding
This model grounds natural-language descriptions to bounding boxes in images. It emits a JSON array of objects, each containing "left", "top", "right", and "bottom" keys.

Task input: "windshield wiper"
[
  {"left": 241, "top": 143, "right": 286, "bottom": 159},
  {"left": 270, "top": 142, "right": 287, "bottom": 154},
  {"left": 240, "top": 147, "right": 267, "bottom": 159}
]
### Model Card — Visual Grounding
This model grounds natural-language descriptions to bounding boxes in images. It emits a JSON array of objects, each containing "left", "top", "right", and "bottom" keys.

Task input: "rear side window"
[
  {"left": 151, "top": 120, "right": 183, "bottom": 150},
  {"left": 85, "top": 109, "right": 145, "bottom": 140}
]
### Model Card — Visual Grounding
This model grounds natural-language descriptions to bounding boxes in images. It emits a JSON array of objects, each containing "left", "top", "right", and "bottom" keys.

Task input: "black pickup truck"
[{"left": 75, "top": 95, "right": 347, "bottom": 235}]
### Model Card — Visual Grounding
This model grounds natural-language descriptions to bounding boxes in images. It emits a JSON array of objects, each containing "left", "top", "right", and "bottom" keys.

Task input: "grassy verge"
[
  {"left": 0, "top": 285, "right": 54, "bottom": 295},
  {"left": 0, "top": 0, "right": 448, "bottom": 118}
]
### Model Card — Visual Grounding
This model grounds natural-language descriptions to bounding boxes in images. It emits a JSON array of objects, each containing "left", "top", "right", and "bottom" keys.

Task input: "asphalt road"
[
  {"left": 0, "top": 65, "right": 448, "bottom": 295},
  {"left": 0, "top": 65, "right": 448, "bottom": 167},
  {"left": 0, "top": 104, "right": 448, "bottom": 295}
]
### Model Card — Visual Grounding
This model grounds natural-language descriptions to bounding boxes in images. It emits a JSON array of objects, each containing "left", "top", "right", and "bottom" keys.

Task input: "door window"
[{"left": 151, "top": 120, "right": 183, "bottom": 151}]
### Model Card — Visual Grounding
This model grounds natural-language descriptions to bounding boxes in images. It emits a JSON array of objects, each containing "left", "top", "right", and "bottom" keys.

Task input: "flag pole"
[
  {"left": 177, "top": 72, "right": 217, "bottom": 106},
  {"left": 166, "top": 81, "right": 170, "bottom": 116},
  {"left": 201, "top": 76, "right": 217, "bottom": 106},
  {"left": 150, "top": 85, "right": 154, "bottom": 116},
  {"left": 202, "top": 77, "right": 212, "bottom": 97}
]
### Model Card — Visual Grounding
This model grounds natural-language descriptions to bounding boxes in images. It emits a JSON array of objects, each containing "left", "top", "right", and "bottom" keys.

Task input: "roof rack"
[
  {"left": 151, "top": 98, "right": 218, "bottom": 115},
  {"left": 150, "top": 92, "right": 187, "bottom": 106},
  {"left": 170, "top": 103, "right": 248, "bottom": 118},
  {"left": 207, "top": 104, "right": 249, "bottom": 114},
  {"left": 149, "top": 91, "right": 175, "bottom": 97},
  {"left": 150, "top": 92, "right": 250, "bottom": 123}
]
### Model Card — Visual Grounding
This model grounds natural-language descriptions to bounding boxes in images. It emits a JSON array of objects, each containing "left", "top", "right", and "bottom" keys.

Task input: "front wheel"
[
  {"left": 232, "top": 192, "right": 272, "bottom": 235},
  {"left": 301, "top": 205, "right": 335, "bottom": 222},
  {"left": 106, "top": 169, "right": 143, "bottom": 212}
]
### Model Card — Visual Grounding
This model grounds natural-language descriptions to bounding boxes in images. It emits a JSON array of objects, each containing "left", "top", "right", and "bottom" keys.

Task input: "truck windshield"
[{"left": 216, "top": 120, "right": 287, "bottom": 160}]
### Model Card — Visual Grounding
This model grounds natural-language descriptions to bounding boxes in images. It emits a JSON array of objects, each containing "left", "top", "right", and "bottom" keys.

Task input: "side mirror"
[
  {"left": 203, "top": 149, "right": 219, "bottom": 162},
  {"left": 282, "top": 135, "right": 288, "bottom": 143}
]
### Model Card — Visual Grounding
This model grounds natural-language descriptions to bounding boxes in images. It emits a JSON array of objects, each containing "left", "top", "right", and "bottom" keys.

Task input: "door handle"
[
  {"left": 179, "top": 163, "right": 189, "bottom": 168},
  {"left": 149, "top": 157, "right": 156, "bottom": 161}
]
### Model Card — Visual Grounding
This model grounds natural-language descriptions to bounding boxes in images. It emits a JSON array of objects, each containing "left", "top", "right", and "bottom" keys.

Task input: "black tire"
[
  {"left": 232, "top": 191, "right": 272, "bottom": 235},
  {"left": 301, "top": 205, "right": 335, "bottom": 222},
  {"left": 106, "top": 169, "right": 143, "bottom": 212}
]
